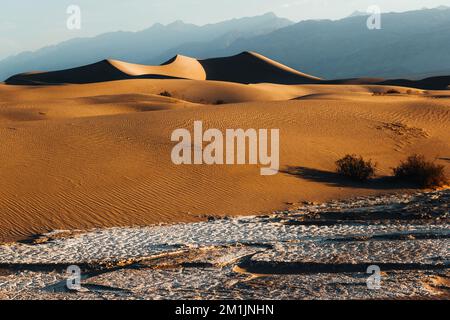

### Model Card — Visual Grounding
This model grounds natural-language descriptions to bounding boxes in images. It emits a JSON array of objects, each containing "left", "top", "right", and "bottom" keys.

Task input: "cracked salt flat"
[
  {"left": 0, "top": 189, "right": 449, "bottom": 299},
  {"left": 0, "top": 222, "right": 447, "bottom": 264},
  {"left": 1, "top": 268, "right": 447, "bottom": 300},
  {"left": 253, "top": 239, "right": 449, "bottom": 264}
]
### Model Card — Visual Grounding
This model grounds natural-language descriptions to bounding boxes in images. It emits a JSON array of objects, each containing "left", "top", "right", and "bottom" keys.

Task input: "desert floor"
[
  {"left": 0, "top": 80, "right": 449, "bottom": 242},
  {"left": 0, "top": 189, "right": 448, "bottom": 299}
]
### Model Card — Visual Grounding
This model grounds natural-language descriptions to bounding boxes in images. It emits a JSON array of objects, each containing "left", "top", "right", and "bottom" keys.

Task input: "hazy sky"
[{"left": 1, "top": 0, "right": 449, "bottom": 59}]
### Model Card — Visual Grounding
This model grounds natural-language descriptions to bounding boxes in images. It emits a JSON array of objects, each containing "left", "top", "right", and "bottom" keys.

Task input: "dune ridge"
[
  {"left": 5, "top": 51, "right": 450, "bottom": 90},
  {"left": 5, "top": 51, "right": 322, "bottom": 86},
  {"left": 5, "top": 56, "right": 206, "bottom": 85}
]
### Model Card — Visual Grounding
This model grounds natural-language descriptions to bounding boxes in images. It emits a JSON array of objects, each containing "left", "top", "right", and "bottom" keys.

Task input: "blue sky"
[{"left": 1, "top": 0, "right": 449, "bottom": 59}]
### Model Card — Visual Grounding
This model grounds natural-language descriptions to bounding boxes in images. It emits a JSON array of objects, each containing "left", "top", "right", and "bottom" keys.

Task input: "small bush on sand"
[
  {"left": 336, "top": 155, "right": 376, "bottom": 182},
  {"left": 159, "top": 91, "right": 172, "bottom": 97},
  {"left": 373, "top": 89, "right": 401, "bottom": 96},
  {"left": 393, "top": 154, "right": 448, "bottom": 188},
  {"left": 386, "top": 89, "right": 401, "bottom": 94}
]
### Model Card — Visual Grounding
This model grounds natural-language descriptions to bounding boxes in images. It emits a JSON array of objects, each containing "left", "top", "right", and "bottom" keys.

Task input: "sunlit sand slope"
[{"left": 0, "top": 80, "right": 449, "bottom": 242}]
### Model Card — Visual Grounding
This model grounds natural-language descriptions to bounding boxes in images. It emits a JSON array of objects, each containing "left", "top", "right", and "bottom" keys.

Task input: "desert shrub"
[
  {"left": 373, "top": 89, "right": 401, "bottom": 96},
  {"left": 386, "top": 89, "right": 401, "bottom": 94},
  {"left": 393, "top": 154, "right": 448, "bottom": 188},
  {"left": 159, "top": 91, "right": 172, "bottom": 97},
  {"left": 336, "top": 154, "right": 376, "bottom": 182}
]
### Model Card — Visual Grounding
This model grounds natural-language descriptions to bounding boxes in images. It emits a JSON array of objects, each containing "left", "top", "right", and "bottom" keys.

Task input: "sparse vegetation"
[
  {"left": 336, "top": 154, "right": 376, "bottom": 182},
  {"left": 386, "top": 89, "right": 401, "bottom": 94},
  {"left": 373, "top": 89, "right": 401, "bottom": 96},
  {"left": 159, "top": 91, "right": 172, "bottom": 97},
  {"left": 393, "top": 154, "right": 448, "bottom": 188}
]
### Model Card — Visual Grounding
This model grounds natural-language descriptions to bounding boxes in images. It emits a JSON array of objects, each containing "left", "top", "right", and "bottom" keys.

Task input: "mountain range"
[{"left": 1, "top": 7, "right": 450, "bottom": 81}]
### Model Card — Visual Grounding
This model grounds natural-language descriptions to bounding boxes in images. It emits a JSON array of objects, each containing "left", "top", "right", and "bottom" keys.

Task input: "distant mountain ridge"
[
  {"left": 218, "top": 7, "right": 450, "bottom": 79},
  {"left": 0, "top": 13, "right": 292, "bottom": 81},
  {"left": 2, "top": 7, "right": 450, "bottom": 81}
]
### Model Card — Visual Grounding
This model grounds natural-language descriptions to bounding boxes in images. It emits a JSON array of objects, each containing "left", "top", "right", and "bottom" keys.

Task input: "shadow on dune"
[
  {"left": 291, "top": 93, "right": 328, "bottom": 100},
  {"left": 323, "top": 76, "right": 450, "bottom": 90},
  {"left": 4, "top": 60, "right": 186, "bottom": 85},
  {"left": 282, "top": 166, "right": 412, "bottom": 190},
  {"left": 199, "top": 51, "right": 321, "bottom": 85}
]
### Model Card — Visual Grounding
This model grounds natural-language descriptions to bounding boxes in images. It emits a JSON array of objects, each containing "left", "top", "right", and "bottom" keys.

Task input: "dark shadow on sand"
[{"left": 282, "top": 166, "right": 413, "bottom": 190}]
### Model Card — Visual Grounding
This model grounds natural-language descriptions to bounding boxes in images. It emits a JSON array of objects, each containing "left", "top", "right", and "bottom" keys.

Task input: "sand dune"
[
  {"left": 5, "top": 51, "right": 322, "bottom": 86},
  {"left": 5, "top": 51, "right": 450, "bottom": 89},
  {"left": 0, "top": 80, "right": 431, "bottom": 121},
  {"left": 199, "top": 51, "right": 322, "bottom": 84},
  {"left": 1, "top": 52, "right": 450, "bottom": 242},
  {"left": 379, "top": 75, "right": 450, "bottom": 90},
  {"left": 6, "top": 60, "right": 131, "bottom": 85},
  {"left": 0, "top": 76, "right": 449, "bottom": 242},
  {"left": 5, "top": 55, "right": 206, "bottom": 85}
]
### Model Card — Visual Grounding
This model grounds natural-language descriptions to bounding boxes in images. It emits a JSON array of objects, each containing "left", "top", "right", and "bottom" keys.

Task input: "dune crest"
[{"left": 108, "top": 55, "right": 206, "bottom": 80}]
